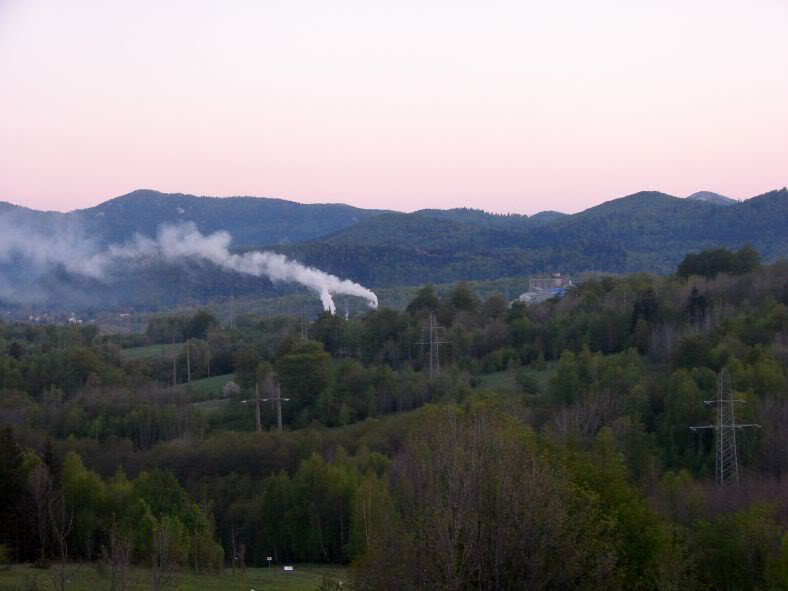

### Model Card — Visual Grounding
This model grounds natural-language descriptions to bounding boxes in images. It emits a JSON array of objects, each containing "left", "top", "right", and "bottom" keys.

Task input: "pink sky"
[{"left": 1, "top": 0, "right": 786, "bottom": 214}]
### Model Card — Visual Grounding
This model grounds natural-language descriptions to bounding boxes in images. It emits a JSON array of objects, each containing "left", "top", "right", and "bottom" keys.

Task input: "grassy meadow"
[
  {"left": 0, "top": 564, "right": 347, "bottom": 591},
  {"left": 120, "top": 343, "right": 184, "bottom": 361}
]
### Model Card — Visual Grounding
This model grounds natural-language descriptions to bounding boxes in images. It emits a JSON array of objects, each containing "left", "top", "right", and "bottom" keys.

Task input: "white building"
[{"left": 513, "top": 274, "right": 574, "bottom": 306}]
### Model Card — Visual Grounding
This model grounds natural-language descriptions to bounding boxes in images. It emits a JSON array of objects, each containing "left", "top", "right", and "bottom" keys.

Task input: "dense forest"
[
  {"left": 277, "top": 189, "right": 788, "bottom": 284},
  {"left": 1, "top": 247, "right": 787, "bottom": 590}
]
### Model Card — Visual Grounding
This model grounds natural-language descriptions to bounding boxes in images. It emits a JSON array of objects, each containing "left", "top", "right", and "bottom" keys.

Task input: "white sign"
[
  {"left": 267, "top": 557, "right": 272, "bottom": 561},
  {"left": 283, "top": 566, "right": 294, "bottom": 572}
]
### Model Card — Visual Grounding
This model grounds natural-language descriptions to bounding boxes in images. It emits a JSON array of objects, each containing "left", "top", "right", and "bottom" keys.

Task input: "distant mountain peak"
[
  {"left": 687, "top": 191, "right": 737, "bottom": 206},
  {"left": 529, "top": 210, "right": 567, "bottom": 225}
]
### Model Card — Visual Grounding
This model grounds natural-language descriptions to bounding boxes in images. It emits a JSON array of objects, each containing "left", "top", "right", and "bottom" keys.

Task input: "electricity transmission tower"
[
  {"left": 415, "top": 312, "right": 450, "bottom": 380},
  {"left": 298, "top": 306, "right": 309, "bottom": 340},
  {"left": 243, "top": 379, "right": 289, "bottom": 432},
  {"left": 262, "top": 380, "right": 290, "bottom": 432},
  {"left": 691, "top": 368, "right": 760, "bottom": 485}
]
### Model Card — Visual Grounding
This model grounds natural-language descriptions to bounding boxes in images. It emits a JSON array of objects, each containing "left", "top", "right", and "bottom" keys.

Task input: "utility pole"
[
  {"left": 691, "top": 368, "right": 760, "bottom": 485},
  {"left": 299, "top": 306, "right": 309, "bottom": 341},
  {"left": 230, "top": 285, "right": 236, "bottom": 330},
  {"left": 243, "top": 378, "right": 288, "bottom": 432},
  {"left": 185, "top": 338, "right": 191, "bottom": 384},
  {"left": 262, "top": 381, "right": 290, "bottom": 432},
  {"left": 415, "top": 312, "right": 450, "bottom": 380},
  {"left": 171, "top": 319, "right": 177, "bottom": 387},
  {"left": 254, "top": 382, "right": 262, "bottom": 433}
]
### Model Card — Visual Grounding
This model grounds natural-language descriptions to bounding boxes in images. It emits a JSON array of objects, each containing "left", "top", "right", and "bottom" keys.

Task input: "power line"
[
  {"left": 414, "top": 311, "right": 450, "bottom": 381},
  {"left": 243, "top": 379, "right": 290, "bottom": 432},
  {"left": 262, "top": 380, "right": 290, "bottom": 433},
  {"left": 298, "top": 305, "right": 309, "bottom": 341},
  {"left": 691, "top": 368, "right": 760, "bottom": 485}
]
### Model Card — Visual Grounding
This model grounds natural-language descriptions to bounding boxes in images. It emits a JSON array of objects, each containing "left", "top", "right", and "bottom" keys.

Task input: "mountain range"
[
  {"left": 274, "top": 189, "right": 787, "bottom": 286},
  {"left": 0, "top": 187, "right": 786, "bottom": 309}
]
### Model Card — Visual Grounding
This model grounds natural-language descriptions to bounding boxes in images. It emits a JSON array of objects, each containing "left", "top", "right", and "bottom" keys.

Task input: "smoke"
[
  {"left": 98, "top": 223, "right": 378, "bottom": 313},
  {"left": 0, "top": 211, "right": 101, "bottom": 278},
  {"left": 0, "top": 214, "right": 378, "bottom": 313}
]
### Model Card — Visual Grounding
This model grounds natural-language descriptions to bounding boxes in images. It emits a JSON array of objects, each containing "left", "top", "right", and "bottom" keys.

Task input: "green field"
[
  {"left": 472, "top": 364, "right": 556, "bottom": 395},
  {"left": 186, "top": 373, "right": 236, "bottom": 397},
  {"left": 120, "top": 342, "right": 184, "bottom": 361},
  {"left": 0, "top": 564, "right": 347, "bottom": 591}
]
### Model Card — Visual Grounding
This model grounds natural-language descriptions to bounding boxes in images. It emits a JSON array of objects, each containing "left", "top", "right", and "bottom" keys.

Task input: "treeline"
[
  {"left": 677, "top": 244, "right": 761, "bottom": 278},
  {"left": 0, "top": 427, "right": 223, "bottom": 580}
]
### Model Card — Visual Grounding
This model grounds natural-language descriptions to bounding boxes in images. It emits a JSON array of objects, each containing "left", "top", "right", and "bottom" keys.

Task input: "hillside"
[
  {"left": 1, "top": 187, "right": 786, "bottom": 309},
  {"left": 414, "top": 207, "right": 532, "bottom": 229},
  {"left": 277, "top": 188, "right": 788, "bottom": 285},
  {"left": 75, "top": 189, "right": 387, "bottom": 245},
  {"left": 687, "top": 190, "right": 737, "bottom": 205}
]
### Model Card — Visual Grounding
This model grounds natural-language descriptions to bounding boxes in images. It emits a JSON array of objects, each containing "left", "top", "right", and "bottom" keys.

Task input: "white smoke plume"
[
  {"left": 97, "top": 223, "right": 378, "bottom": 313},
  {"left": 0, "top": 214, "right": 378, "bottom": 313}
]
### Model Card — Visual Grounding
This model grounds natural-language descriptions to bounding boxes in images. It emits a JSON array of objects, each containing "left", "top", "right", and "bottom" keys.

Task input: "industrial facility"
[{"left": 513, "top": 273, "right": 574, "bottom": 305}]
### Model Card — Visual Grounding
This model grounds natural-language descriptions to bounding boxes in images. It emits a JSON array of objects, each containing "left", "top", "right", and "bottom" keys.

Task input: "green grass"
[
  {"left": 472, "top": 364, "right": 556, "bottom": 395},
  {"left": 0, "top": 564, "right": 347, "bottom": 591},
  {"left": 185, "top": 373, "right": 236, "bottom": 397},
  {"left": 473, "top": 369, "right": 520, "bottom": 393},
  {"left": 120, "top": 342, "right": 184, "bottom": 361}
]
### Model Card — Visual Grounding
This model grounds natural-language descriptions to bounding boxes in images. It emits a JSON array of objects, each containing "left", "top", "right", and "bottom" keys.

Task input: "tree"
[
  {"left": 376, "top": 405, "right": 621, "bottom": 590},
  {"left": 677, "top": 245, "right": 761, "bottom": 279},
  {"left": 731, "top": 244, "right": 761, "bottom": 275},
  {"left": 28, "top": 463, "right": 52, "bottom": 561},
  {"left": 0, "top": 428, "right": 25, "bottom": 562},
  {"left": 765, "top": 533, "right": 788, "bottom": 591},
  {"left": 481, "top": 293, "right": 508, "bottom": 319},
  {"left": 406, "top": 285, "right": 440, "bottom": 314},
  {"left": 276, "top": 341, "right": 333, "bottom": 421},
  {"left": 348, "top": 474, "right": 396, "bottom": 560},
  {"left": 311, "top": 313, "right": 347, "bottom": 356},
  {"left": 101, "top": 518, "right": 133, "bottom": 591},
  {"left": 289, "top": 453, "right": 355, "bottom": 562},
  {"left": 233, "top": 348, "right": 260, "bottom": 390},
  {"left": 48, "top": 489, "right": 74, "bottom": 591},
  {"left": 450, "top": 282, "right": 480, "bottom": 312},
  {"left": 258, "top": 471, "right": 293, "bottom": 563},
  {"left": 148, "top": 514, "right": 189, "bottom": 591},
  {"left": 693, "top": 505, "right": 784, "bottom": 591},
  {"left": 185, "top": 310, "right": 218, "bottom": 340},
  {"left": 62, "top": 452, "right": 105, "bottom": 560},
  {"left": 133, "top": 470, "right": 194, "bottom": 526}
]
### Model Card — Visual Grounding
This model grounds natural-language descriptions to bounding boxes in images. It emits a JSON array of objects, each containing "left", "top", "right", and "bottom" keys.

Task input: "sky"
[{"left": 0, "top": 0, "right": 786, "bottom": 214}]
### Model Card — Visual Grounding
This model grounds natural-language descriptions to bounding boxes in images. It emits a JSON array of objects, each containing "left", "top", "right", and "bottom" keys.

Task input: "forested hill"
[
  {"left": 414, "top": 207, "right": 567, "bottom": 228},
  {"left": 276, "top": 189, "right": 788, "bottom": 285},
  {"left": 74, "top": 189, "right": 388, "bottom": 246},
  {"left": 0, "top": 187, "right": 786, "bottom": 309}
]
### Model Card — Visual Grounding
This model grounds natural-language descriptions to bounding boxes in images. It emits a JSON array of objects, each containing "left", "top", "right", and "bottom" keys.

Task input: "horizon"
[
  {"left": 0, "top": 186, "right": 774, "bottom": 217},
  {"left": 1, "top": 0, "right": 787, "bottom": 214}
]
